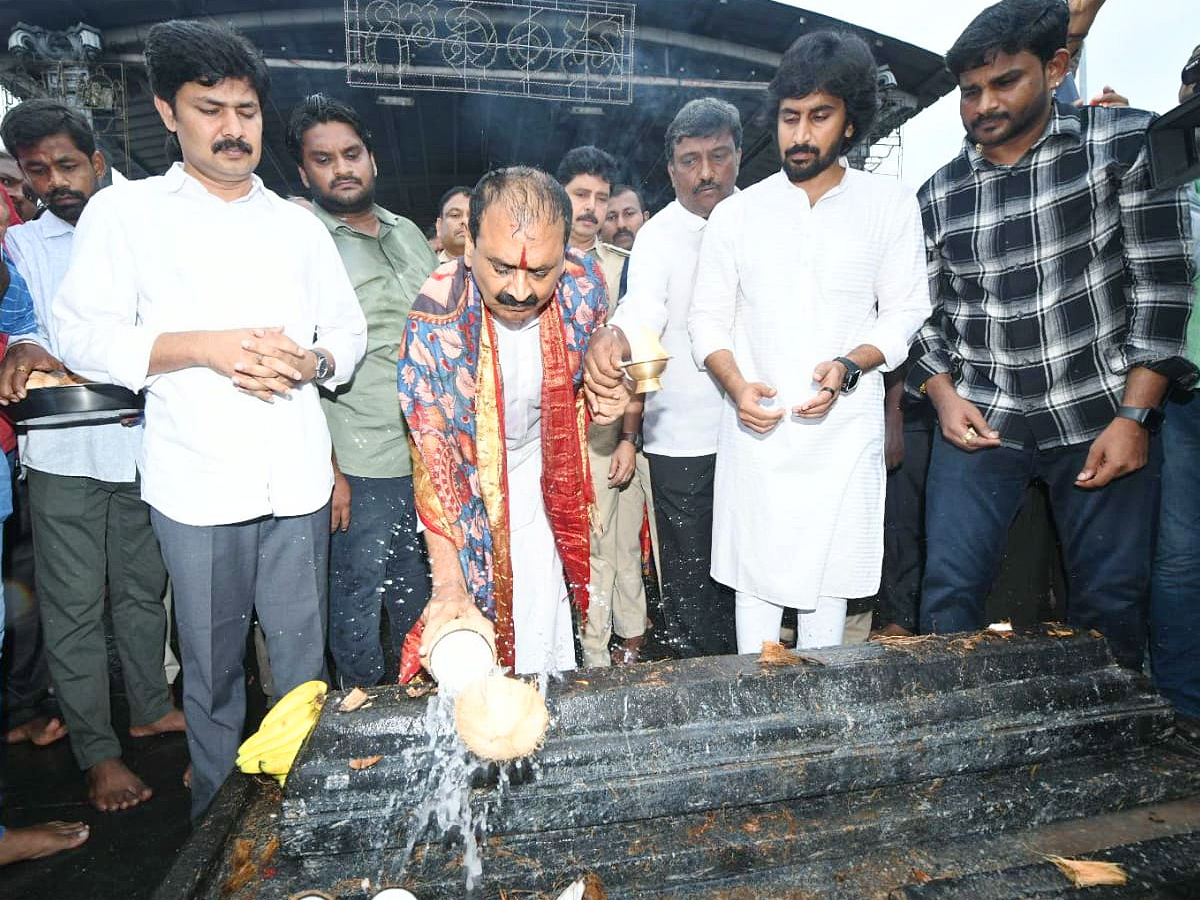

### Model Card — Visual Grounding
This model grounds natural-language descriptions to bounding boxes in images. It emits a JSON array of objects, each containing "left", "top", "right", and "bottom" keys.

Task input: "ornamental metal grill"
[{"left": 344, "top": 0, "right": 636, "bottom": 104}]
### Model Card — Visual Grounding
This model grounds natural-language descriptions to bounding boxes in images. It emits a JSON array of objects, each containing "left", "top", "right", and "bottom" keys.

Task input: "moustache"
[
  {"left": 495, "top": 291, "right": 540, "bottom": 309},
  {"left": 576, "top": 212, "right": 598, "bottom": 225},
  {"left": 212, "top": 137, "right": 254, "bottom": 155},
  {"left": 785, "top": 143, "right": 821, "bottom": 158},
  {"left": 332, "top": 177, "right": 363, "bottom": 188},
  {"left": 971, "top": 112, "right": 1010, "bottom": 129},
  {"left": 46, "top": 188, "right": 87, "bottom": 206},
  {"left": 614, "top": 228, "right": 635, "bottom": 242},
  {"left": 694, "top": 180, "right": 719, "bottom": 194}
]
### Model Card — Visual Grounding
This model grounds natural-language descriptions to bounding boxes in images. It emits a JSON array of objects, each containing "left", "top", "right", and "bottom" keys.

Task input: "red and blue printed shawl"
[{"left": 397, "top": 251, "right": 607, "bottom": 675}]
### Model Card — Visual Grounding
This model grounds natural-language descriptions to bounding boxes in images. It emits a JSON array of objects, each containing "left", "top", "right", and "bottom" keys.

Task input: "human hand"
[
  {"left": 608, "top": 439, "right": 636, "bottom": 488},
  {"left": 417, "top": 586, "right": 477, "bottom": 670},
  {"left": 793, "top": 360, "right": 844, "bottom": 419},
  {"left": 1067, "top": 0, "right": 1106, "bottom": 27},
  {"left": 1075, "top": 417, "right": 1148, "bottom": 488},
  {"left": 0, "top": 343, "right": 64, "bottom": 404},
  {"left": 925, "top": 375, "right": 1001, "bottom": 451},
  {"left": 734, "top": 380, "right": 785, "bottom": 433},
  {"left": 884, "top": 410, "right": 905, "bottom": 471},
  {"left": 1074, "top": 85, "right": 1128, "bottom": 107},
  {"left": 203, "top": 327, "right": 305, "bottom": 402},
  {"left": 583, "top": 327, "right": 634, "bottom": 425},
  {"left": 330, "top": 468, "right": 351, "bottom": 533}
]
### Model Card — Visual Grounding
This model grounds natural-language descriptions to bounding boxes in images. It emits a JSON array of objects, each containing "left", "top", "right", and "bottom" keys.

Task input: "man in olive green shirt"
[{"left": 286, "top": 95, "right": 437, "bottom": 687}]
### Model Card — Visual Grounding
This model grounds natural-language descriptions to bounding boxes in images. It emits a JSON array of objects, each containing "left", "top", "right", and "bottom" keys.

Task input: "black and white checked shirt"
[{"left": 908, "top": 102, "right": 1196, "bottom": 450}]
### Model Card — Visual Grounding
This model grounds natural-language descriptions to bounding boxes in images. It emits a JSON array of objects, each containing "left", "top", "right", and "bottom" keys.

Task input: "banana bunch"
[{"left": 236, "top": 680, "right": 327, "bottom": 785}]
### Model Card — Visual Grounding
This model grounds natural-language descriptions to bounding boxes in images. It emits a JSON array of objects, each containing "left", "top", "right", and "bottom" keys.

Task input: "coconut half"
[{"left": 454, "top": 673, "right": 550, "bottom": 761}]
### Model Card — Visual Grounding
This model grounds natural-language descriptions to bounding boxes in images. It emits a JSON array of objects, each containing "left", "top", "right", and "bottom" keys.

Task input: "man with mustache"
[
  {"left": 556, "top": 147, "right": 658, "bottom": 668},
  {"left": 0, "top": 99, "right": 183, "bottom": 812},
  {"left": 0, "top": 152, "right": 37, "bottom": 222},
  {"left": 601, "top": 184, "right": 649, "bottom": 253},
  {"left": 285, "top": 94, "right": 437, "bottom": 688},
  {"left": 435, "top": 185, "right": 471, "bottom": 262},
  {"left": 49, "top": 20, "right": 366, "bottom": 818},
  {"left": 398, "top": 166, "right": 609, "bottom": 675},
  {"left": 687, "top": 33, "right": 930, "bottom": 653},
  {"left": 911, "top": 0, "right": 1195, "bottom": 669}
]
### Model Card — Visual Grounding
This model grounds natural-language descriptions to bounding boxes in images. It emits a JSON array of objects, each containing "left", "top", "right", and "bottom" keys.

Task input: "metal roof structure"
[{"left": 0, "top": 1, "right": 956, "bottom": 229}]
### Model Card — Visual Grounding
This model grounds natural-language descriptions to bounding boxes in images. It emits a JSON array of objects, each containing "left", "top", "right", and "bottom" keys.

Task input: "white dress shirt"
[
  {"left": 5, "top": 208, "right": 141, "bottom": 482},
  {"left": 688, "top": 167, "right": 930, "bottom": 607},
  {"left": 609, "top": 200, "right": 726, "bottom": 457},
  {"left": 51, "top": 164, "right": 367, "bottom": 526}
]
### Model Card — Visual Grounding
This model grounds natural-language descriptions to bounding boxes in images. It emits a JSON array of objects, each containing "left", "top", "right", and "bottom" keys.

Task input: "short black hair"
[
  {"left": 1, "top": 99, "right": 96, "bottom": 158},
  {"left": 285, "top": 93, "right": 373, "bottom": 164},
  {"left": 608, "top": 183, "right": 645, "bottom": 211},
  {"left": 469, "top": 166, "right": 573, "bottom": 247},
  {"left": 767, "top": 31, "right": 879, "bottom": 154},
  {"left": 945, "top": 0, "right": 1069, "bottom": 79},
  {"left": 145, "top": 19, "right": 270, "bottom": 108},
  {"left": 437, "top": 185, "right": 473, "bottom": 219},
  {"left": 554, "top": 145, "right": 618, "bottom": 191},
  {"left": 664, "top": 97, "right": 743, "bottom": 163}
]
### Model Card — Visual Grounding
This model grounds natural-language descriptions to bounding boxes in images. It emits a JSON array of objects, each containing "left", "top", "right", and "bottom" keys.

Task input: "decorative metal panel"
[{"left": 345, "top": 0, "right": 636, "bottom": 104}]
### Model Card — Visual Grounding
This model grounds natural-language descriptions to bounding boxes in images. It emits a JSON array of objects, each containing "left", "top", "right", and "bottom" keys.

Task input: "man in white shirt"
[
  {"left": 687, "top": 32, "right": 930, "bottom": 652},
  {"left": 435, "top": 185, "right": 471, "bottom": 263},
  {"left": 50, "top": 20, "right": 366, "bottom": 818},
  {"left": 583, "top": 98, "right": 743, "bottom": 658},
  {"left": 0, "top": 99, "right": 180, "bottom": 813}
]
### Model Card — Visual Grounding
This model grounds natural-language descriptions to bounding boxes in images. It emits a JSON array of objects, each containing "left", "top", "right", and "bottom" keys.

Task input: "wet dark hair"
[
  {"left": 767, "top": 30, "right": 878, "bottom": 154},
  {"left": 554, "top": 145, "right": 618, "bottom": 191},
  {"left": 664, "top": 97, "right": 743, "bottom": 162},
  {"left": 608, "top": 183, "right": 646, "bottom": 211},
  {"left": 945, "top": 0, "right": 1069, "bottom": 79},
  {"left": 1, "top": 99, "right": 96, "bottom": 158},
  {"left": 284, "top": 94, "right": 373, "bottom": 164},
  {"left": 469, "top": 166, "right": 573, "bottom": 247},
  {"left": 438, "top": 185, "right": 473, "bottom": 219},
  {"left": 144, "top": 19, "right": 270, "bottom": 108}
]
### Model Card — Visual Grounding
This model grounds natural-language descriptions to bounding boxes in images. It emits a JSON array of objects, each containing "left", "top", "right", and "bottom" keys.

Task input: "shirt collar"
[
  {"left": 163, "top": 161, "right": 266, "bottom": 201},
  {"left": 670, "top": 188, "right": 739, "bottom": 232},
  {"left": 310, "top": 200, "right": 396, "bottom": 235},
  {"left": 965, "top": 101, "right": 1082, "bottom": 171},
  {"left": 33, "top": 208, "right": 74, "bottom": 238}
]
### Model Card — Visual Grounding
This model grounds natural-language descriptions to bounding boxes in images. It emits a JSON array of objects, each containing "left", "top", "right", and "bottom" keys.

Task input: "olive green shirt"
[{"left": 313, "top": 202, "right": 438, "bottom": 478}]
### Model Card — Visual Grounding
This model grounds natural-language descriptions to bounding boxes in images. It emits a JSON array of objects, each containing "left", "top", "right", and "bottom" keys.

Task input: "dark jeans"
[
  {"left": 1151, "top": 390, "right": 1200, "bottom": 718},
  {"left": 877, "top": 425, "right": 932, "bottom": 632},
  {"left": 328, "top": 474, "right": 428, "bottom": 687},
  {"left": 645, "top": 453, "right": 735, "bottom": 657},
  {"left": 921, "top": 431, "right": 1160, "bottom": 669}
]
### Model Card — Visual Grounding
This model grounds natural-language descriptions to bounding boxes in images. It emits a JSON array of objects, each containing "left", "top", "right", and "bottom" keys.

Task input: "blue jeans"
[
  {"left": 328, "top": 475, "right": 429, "bottom": 688},
  {"left": 1151, "top": 391, "right": 1200, "bottom": 718},
  {"left": 921, "top": 430, "right": 1161, "bottom": 669}
]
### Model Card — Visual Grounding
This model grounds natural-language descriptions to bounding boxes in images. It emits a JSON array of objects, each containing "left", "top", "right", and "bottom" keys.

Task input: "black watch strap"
[
  {"left": 619, "top": 431, "right": 643, "bottom": 450},
  {"left": 1114, "top": 405, "right": 1163, "bottom": 433},
  {"left": 833, "top": 356, "right": 861, "bottom": 394}
]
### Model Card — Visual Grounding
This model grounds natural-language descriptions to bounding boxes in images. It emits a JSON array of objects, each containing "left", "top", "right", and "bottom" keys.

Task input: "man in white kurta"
[{"left": 688, "top": 31, "right": 930, "bottom": 652}]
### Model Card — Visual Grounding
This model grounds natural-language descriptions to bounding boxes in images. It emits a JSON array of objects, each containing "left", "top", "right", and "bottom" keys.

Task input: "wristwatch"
[
  {"left": 1114, "top": 405, "right": 1164, "bottom": 433},
  {"left": 311, "top": 349, "right": 333, "bottom": 383},
  {"left": 833, "top": 356, "right": 861, "bottom": 395},
  {"left": 619, "top": 431, "right": 643, "bottom": 451}
]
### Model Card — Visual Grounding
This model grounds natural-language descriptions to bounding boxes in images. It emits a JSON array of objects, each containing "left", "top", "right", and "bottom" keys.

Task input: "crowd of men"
[{"left": 0, "top": 0, "right": 1196, "bottom": 869}]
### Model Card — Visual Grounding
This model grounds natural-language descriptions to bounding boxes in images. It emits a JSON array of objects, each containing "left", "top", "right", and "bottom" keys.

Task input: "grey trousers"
[
  {"left": 27, "top": 468, "right": 171, "bottom": 770},
  {"left": 151, "top": 504, "right": 329, "bottom": 819}
]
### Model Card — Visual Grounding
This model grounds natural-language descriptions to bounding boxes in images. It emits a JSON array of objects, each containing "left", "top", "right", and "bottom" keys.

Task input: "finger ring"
[
  {"left": 14, "top": 365, "right": 28, "bottom": 373},
  {"left": 820, "top": 386, "right": 836, "bottom": 396},
  {"left": 255, "top": 354, "right": 263, "bottom": 365}
]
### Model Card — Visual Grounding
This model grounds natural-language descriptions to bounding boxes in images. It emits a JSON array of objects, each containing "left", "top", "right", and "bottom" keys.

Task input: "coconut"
[{"left": 454, "top": 673, "right": 550, "bottom": 761}]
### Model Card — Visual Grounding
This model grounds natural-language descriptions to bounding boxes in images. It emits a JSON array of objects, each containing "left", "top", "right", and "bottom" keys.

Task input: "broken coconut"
[
  {"left": 426, "top": 607, "right": 498, "bottom": 695},
  {"left": 454, "top": 673, "right": 549, "bottom": 761}
]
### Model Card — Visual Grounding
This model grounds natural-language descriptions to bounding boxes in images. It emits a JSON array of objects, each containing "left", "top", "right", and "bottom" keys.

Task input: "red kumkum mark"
[{"left": 518, "top": 244, "right": 528, "bottom": 268}]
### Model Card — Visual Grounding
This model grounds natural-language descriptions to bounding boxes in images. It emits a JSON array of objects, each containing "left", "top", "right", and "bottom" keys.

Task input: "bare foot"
[
  {"left": 0, "top": 821, "right": 89, "bottom": 865},
  {"left": 129, "top": 707, "right": 185, "bottom": 738},
  {"left": 87, "top": 758, "right": 153, "bottom": 812},
  {"left": 182, "top": 764, "right": 192, "bottom": 789},
  {"left": 4, "top": 716, "right": 69, "bottom": 747}
]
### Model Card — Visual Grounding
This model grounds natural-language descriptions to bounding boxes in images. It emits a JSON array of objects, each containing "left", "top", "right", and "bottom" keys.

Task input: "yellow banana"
[
  {"left": 258, "top": 680, "right": 326, "bottom": 730},
  {"left": 236, "top": 680, "right": 327, "bottom": 784}
]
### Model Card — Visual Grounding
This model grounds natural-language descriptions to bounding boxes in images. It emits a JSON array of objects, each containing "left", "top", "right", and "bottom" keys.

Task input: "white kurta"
[
  {"left": 493, "top": 314, "right": 576, "bottom": 674},
  {"left": 689, "top": 167, "right": 930, "bottom": 609}
]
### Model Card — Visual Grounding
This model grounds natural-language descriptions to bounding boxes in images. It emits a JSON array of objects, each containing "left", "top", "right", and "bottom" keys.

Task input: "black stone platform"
[{"left": 160, "top": 628, "right": 1200, "bottom": 899}]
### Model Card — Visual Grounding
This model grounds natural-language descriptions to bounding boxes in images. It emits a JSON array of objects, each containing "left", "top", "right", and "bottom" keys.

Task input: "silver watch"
[{"left": 312, "top": 349, "right": 332, "bottom": 382}]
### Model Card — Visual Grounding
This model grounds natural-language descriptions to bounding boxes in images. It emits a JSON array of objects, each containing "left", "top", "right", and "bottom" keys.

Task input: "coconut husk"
[
  {"left": 338, "top": 687, "right": 369, "bottom": 713},
  {"left": 758, "top": 641, "right": 797, "bottom": 665},
  {"left": 348, "top": 754, "right": 384, "bottom": 771},
  {"left": 1046, "top": 855, "right": 1128, "bottom": 887},
  {"left": 454, "top": 673, "right": 549, "bottom": 761}
]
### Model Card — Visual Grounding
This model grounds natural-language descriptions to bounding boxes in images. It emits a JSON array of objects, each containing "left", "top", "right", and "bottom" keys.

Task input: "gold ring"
[
  {"left": 820, "top": 386, "right": 836, "bottom": 396},
  {"left": 14, "top": 365, "right": 28, "bottom": 373}
]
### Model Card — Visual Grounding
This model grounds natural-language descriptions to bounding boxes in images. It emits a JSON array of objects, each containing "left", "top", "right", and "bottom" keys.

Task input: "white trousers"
[{"left": 735, "top": 592, "right": 847, "bottom": 654}]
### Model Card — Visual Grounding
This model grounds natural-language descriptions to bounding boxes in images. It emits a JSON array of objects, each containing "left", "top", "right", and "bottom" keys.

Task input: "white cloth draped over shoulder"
[{"left": 688, "top": 167, "right": 931, "bottom": 609}]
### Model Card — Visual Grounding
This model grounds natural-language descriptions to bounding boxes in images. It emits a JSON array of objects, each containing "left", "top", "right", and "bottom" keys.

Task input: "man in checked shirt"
[{"left": 909, "top": 0, "right": 1196, "bottom": 669}]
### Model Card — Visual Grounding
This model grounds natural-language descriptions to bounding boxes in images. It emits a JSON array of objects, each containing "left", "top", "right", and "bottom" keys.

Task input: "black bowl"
[{"left": 6, "top": 383, "right": 144, "bottom": 428}]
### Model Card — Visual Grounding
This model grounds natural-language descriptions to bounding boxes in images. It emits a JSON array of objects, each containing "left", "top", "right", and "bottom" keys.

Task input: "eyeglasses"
[{"left": 1184, "top": 56, "right": 1200, "bottom": 88}]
